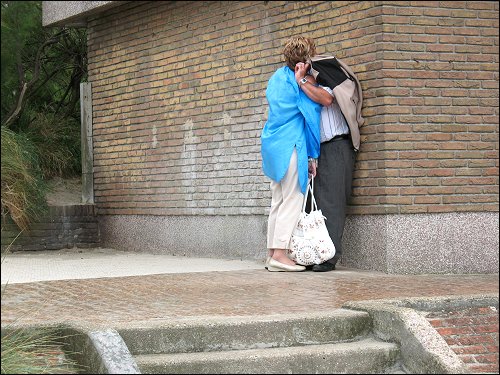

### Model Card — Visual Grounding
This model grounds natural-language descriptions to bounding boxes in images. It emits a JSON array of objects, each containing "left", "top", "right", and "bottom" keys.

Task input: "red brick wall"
[
  {"left": 87, "top": 1, "right": 499, "bottom": 216},
  {"left": 427, "top": 306, "right": 499, "bottom": 373},
  {"left": 351, "top": 0, "right": 499, "bottom": 215}
]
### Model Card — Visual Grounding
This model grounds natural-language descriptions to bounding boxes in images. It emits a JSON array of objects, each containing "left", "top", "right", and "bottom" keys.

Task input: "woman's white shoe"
[{"left": 267, "top": 258, "right": 305, "bottom": 272}]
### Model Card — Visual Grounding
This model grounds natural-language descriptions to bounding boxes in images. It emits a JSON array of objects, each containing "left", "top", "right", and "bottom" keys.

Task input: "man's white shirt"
[{"left": 319, "top": 85, "right": 350, "bottom": 143}]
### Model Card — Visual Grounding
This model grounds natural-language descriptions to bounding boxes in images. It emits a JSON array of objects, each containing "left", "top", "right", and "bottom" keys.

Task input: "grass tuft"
[
  {"left": 1, "top": 327, "right": 82, "bottom": 374},
  {"left": 1, "top": 126, "right": 48, "bottom": 231}
]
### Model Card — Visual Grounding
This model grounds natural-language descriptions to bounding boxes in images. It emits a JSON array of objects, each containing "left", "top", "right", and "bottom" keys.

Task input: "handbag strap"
[{"left": 301, "top": 177, "right": 318, "bottom": 212}]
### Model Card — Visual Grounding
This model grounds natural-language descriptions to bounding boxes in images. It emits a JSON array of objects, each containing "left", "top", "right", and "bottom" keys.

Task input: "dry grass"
[{"left": 1, "top": 327, "right": 82, "bottom": 374}]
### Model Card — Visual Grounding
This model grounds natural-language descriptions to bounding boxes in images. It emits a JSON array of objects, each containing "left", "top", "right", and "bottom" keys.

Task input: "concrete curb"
[
  {"left": 86, "top": 329, "right": 140, "bottom": 374},
  {"left": 57, "top": 323, "right": 140, "bottom": 374},
  {"left": 343, "top": 293, "right": 499, "bottom": 374}
]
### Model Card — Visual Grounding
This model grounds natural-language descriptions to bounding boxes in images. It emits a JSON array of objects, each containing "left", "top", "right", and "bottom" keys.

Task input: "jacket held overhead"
[{"left": 310, "top": 55, "right": 365, "bottom": 151}]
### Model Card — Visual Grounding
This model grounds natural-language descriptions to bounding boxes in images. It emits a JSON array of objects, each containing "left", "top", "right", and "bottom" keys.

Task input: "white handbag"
[{"left": 288, "top": 177, "right": 336, "bottom": 266}]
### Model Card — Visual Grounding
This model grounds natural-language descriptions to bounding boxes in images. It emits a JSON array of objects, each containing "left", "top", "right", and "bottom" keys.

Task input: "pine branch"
[{"left": 3, "top": 29, "right": 68, "bottom": 128}]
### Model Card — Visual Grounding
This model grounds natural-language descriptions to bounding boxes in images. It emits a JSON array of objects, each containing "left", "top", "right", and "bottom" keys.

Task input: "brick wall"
[
  {"left": 87, "top": 1, "right": 498, "bottom": 217},
  {"left": 1, "top": 205, "right": 100, "bottom": 252},
  {"left": 352, "top": 0, "right": 499, "bottom": 215},
  {"left": 427, "top": 306, "right": 499, "bottom": 374}
]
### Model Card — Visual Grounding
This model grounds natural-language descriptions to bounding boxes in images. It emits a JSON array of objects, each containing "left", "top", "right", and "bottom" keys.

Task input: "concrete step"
[
  {"left": 135, "top": 338, "right": 400, "bottom": 374},
  {"left": 118, "top": 310, "right": 372, "bottom": 355}
]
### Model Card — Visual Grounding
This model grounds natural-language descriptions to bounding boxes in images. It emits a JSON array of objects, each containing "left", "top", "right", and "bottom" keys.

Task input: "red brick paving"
[
  {"left": 428, "top": 306, "right": 499, "bottom": 374},
  {"left": 1, "top": 268, "right": 497, "bottom": 327}
]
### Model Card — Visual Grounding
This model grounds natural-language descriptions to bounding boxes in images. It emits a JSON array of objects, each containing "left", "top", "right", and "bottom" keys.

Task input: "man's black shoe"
[{"left": 312, "top": 262, "right": 336, "bottom": 272}]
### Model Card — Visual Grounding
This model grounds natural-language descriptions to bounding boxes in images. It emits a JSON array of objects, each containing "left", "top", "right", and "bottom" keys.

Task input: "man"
[{"left": 295, "top": 46, "right": 364, "bottom": 272}]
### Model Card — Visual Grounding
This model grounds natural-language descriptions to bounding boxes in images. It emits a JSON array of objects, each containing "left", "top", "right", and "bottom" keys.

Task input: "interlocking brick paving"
[
  {"left": 428, "top": 306, "right": 499, "bottom": 374},
  {"left": 1, "top": 268, "right": 498, "bottom": 329}
]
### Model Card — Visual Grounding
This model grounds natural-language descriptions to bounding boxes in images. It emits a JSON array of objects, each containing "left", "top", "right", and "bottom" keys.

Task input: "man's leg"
[{"left": 313, "top": 138, "right": 356, "bottom": 270}]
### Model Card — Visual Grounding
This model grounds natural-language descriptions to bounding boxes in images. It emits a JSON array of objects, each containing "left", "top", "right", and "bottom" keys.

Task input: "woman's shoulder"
[
  {"left": 269, "top": 66, "right": 293, "bottom": 83},
  {"left": 273, "top": 66, "right": 294, "bottom": 76}
]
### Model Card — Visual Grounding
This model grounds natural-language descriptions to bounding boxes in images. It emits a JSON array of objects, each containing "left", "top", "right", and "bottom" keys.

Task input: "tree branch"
[{"left": 3, "top": 29, "right": 68, "bottom": 127}]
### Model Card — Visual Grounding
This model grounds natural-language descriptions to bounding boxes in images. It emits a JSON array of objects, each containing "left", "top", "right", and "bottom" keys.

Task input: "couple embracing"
[{"left": 261, "top": 36, "right": 364, "bottom": 272}]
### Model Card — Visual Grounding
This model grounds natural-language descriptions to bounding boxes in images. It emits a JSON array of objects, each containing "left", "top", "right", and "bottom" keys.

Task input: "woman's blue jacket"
[{"left": 261, "top": 66, "right": 321, "bottom": 194}]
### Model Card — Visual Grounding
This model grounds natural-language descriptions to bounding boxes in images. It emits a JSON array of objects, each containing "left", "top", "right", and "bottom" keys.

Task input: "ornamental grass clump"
[
  {"left": 0, "top": 126, "right": 47, "bottom": 231},
  {"left": 1, "top": 327, "right": 81, "bottom": 374}
]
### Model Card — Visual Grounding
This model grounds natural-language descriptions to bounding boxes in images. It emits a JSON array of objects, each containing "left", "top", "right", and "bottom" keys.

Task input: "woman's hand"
[
  {"left": 295, "top": 62, "right": 310, "bottom": 83},
  {"left": 308, "top": 159, "right": 317, "bottom": 178}
]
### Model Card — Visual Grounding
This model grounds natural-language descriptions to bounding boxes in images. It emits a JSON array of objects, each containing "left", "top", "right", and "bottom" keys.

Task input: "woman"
[{"left": 260, "top": 36, "right": 323, "bottom": 272}]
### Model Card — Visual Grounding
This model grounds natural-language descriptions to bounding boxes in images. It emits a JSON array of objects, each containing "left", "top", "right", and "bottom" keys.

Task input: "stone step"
[
  {"left": 135, "top": 338, "right": 400, "bottom": 374},
  {"left": 118, "top": 310, "right": 371, "bottom": 355}
]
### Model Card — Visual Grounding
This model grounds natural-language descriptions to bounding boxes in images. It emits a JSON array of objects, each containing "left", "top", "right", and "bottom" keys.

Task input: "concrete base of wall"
[
  {"left": 343, "top": 212, "right": 499, "bottom": 274},
  {"left": 99, "top": 215, "right": 269, "bottom": 261},
  {"left": 99, "top": 212, "right": 499, "bottom": 274}
]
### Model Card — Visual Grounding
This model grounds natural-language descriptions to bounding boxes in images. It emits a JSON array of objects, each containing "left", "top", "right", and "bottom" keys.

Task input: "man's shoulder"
[{"left": 312, "top": 54, "right": 336, "bottom": 60}]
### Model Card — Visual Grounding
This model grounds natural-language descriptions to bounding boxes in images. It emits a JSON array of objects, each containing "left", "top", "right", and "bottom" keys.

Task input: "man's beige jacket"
[{"left": 310, "top": 55, "right": 365, "bottom": 151}]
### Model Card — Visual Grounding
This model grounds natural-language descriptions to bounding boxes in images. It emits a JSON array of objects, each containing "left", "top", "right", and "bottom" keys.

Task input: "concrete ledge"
[
  {"left": 135, "top": 338, "right": 399, "bottom": 374},
  {"left": 84, "top": 328, "right": 140, "bottom": 374},
  {"left": 42, "top": 1, "right": 124, "bottom": 27},
  {"left": 343, "top": 294, "right": 499, "bottom": 374}
]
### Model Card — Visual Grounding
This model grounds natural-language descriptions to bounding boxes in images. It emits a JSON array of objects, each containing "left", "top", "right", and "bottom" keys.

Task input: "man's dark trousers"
[{"left": 314, "top": 137, "right": 356, "bottom": 266}]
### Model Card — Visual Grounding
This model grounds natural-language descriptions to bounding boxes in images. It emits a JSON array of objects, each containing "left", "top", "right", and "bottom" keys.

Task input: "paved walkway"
[
  {"left": 1, "top": 248, "right": 262, "bottom": 284},
  {"left": 1, "top": 248, "right": 498, "bottom": 373},
  {"left": 1, "top": 248, "right": 498, "bottom": 327}
]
